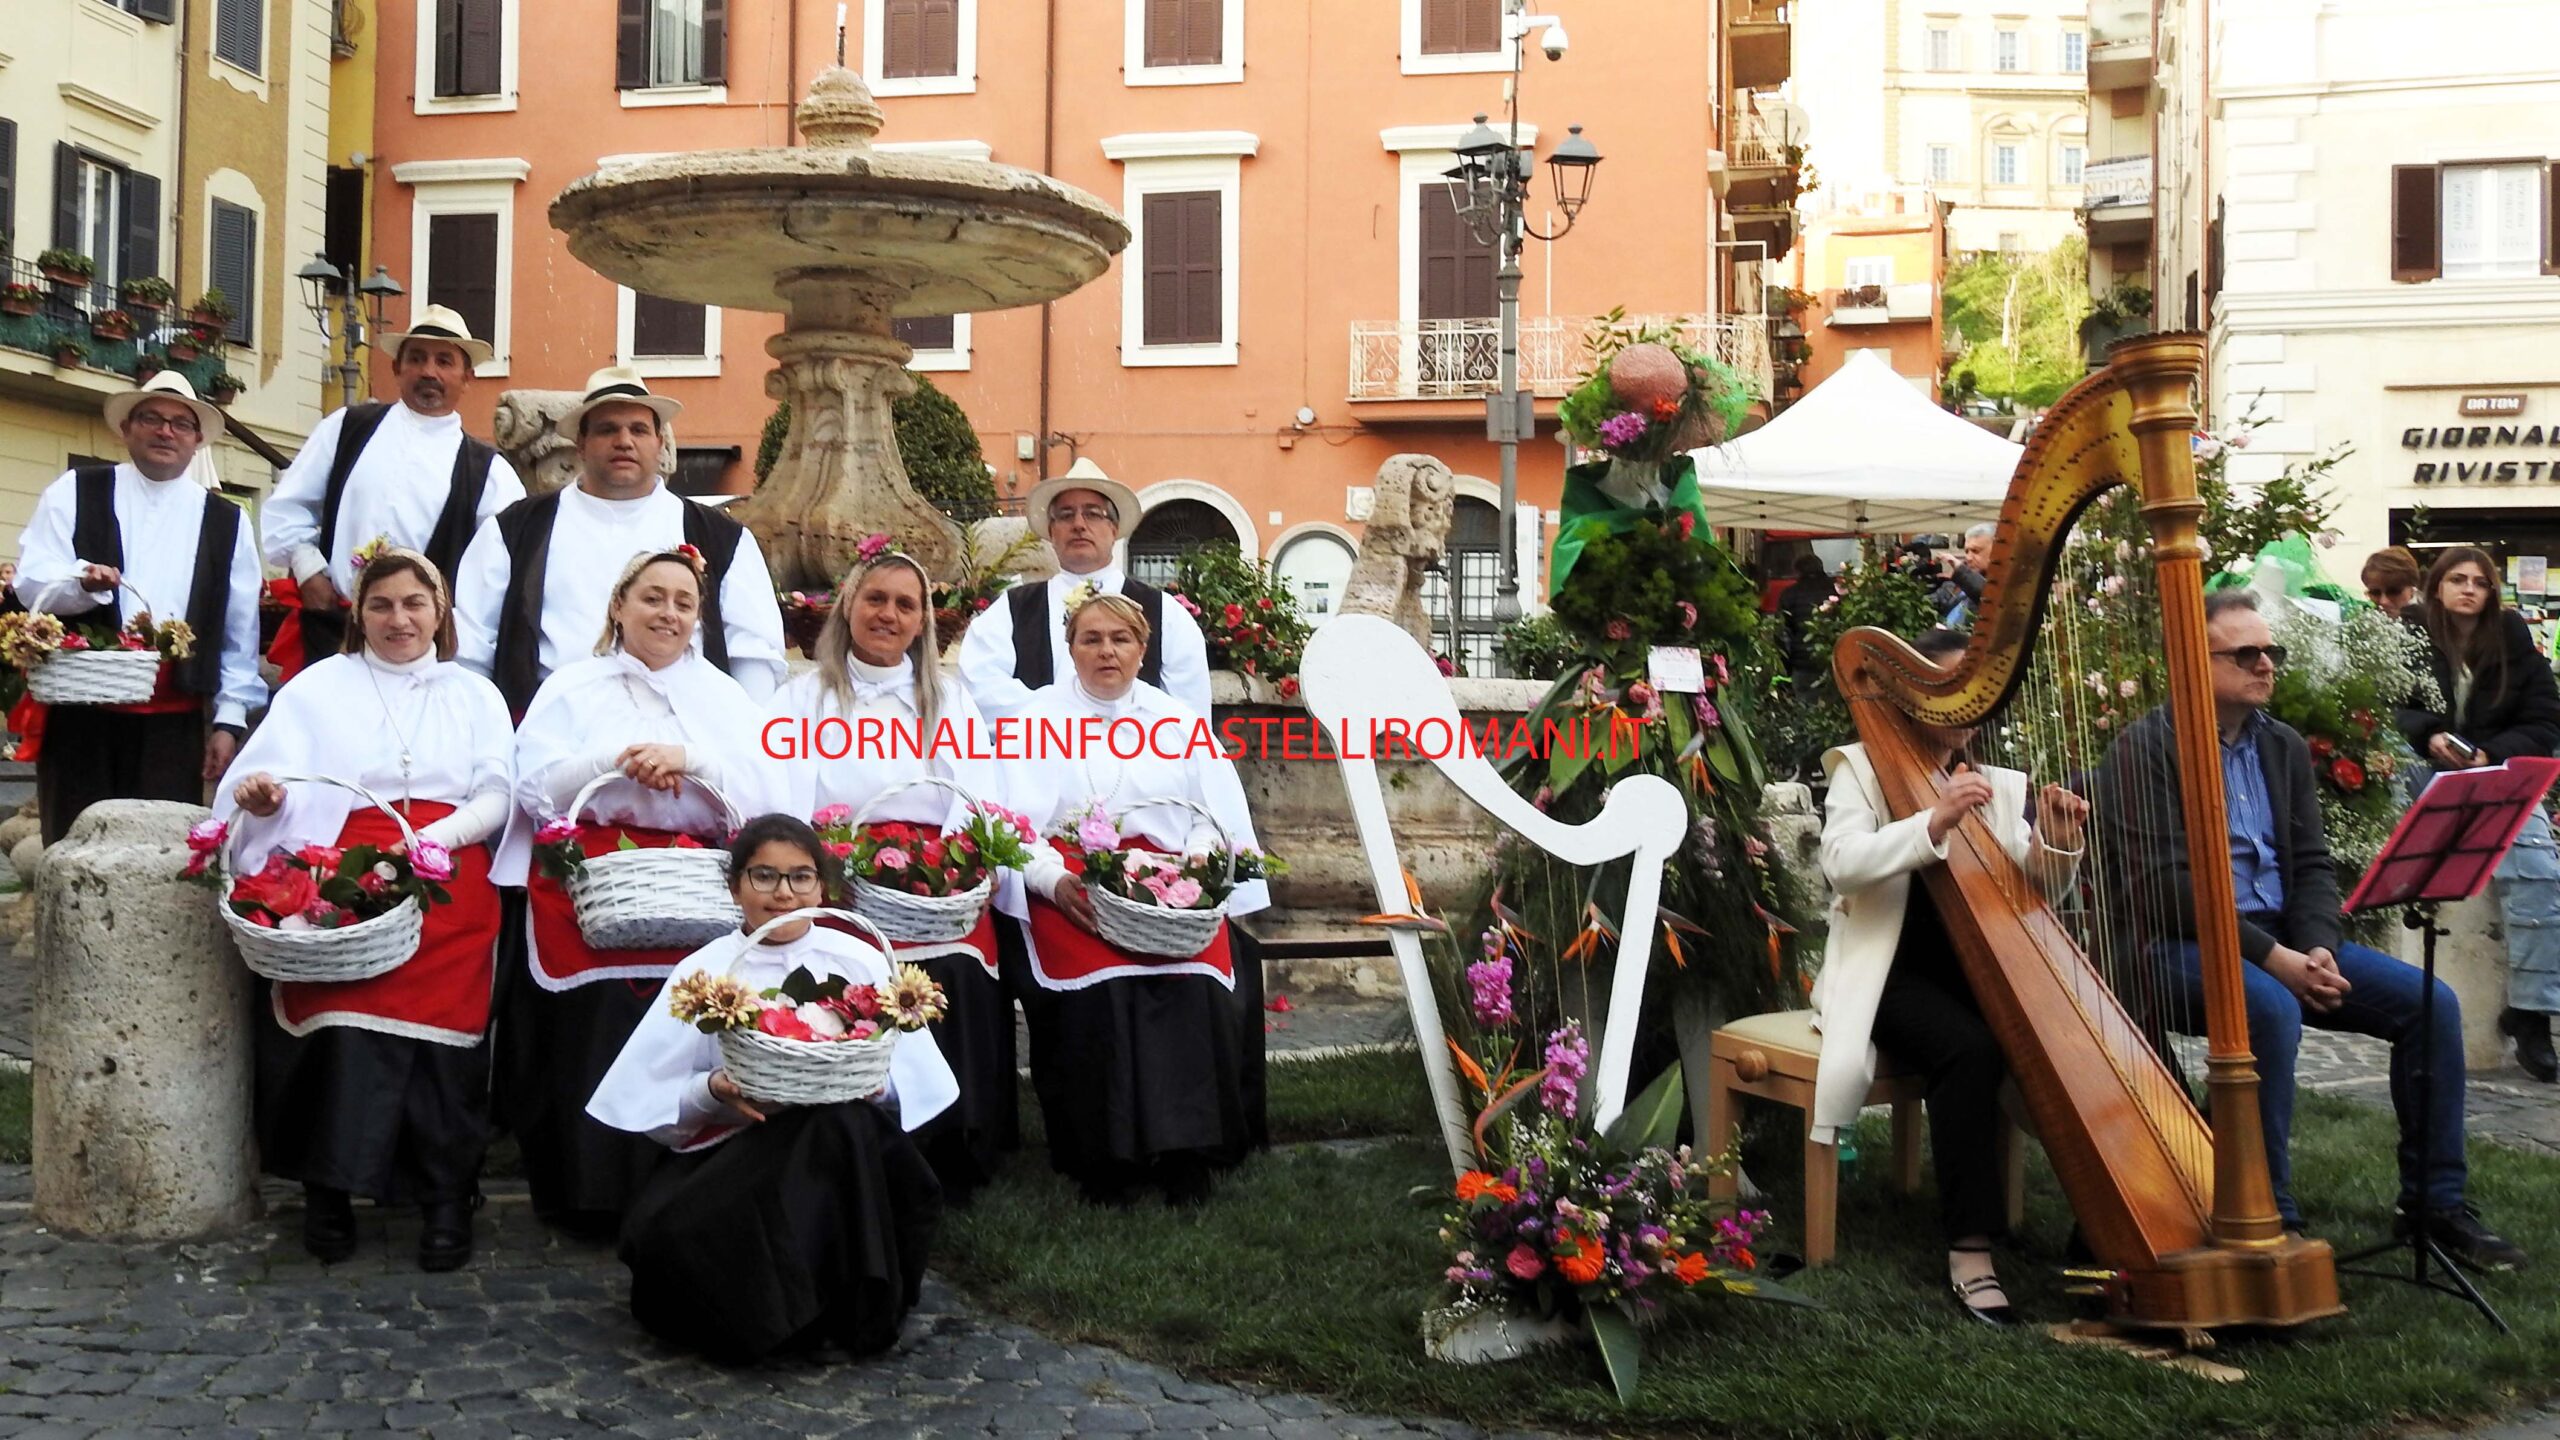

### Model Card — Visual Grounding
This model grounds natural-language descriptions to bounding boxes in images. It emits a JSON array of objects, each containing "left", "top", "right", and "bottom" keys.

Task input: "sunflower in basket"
[{"left": 668, "top": 961, "right": 948, "bottom": 1040}]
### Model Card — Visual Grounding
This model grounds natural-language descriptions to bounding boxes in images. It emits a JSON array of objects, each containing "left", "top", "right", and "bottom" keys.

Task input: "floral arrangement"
[
  {"left": 180, "top": 818, "right": 453, "bottom": 930},
  {"left": 1429, "top": 912, "right": 1797, "bottom": 1401},
  {"left": 813, "top": 800, "right": 1038, "bottom": 898},
  {"left": 0, "top": 607, "right": 196, "bottom": 672},
  {"left": 667, "top": 960, "right": 947, "bottom": 1043},
  {"left": 531, "top": 816, "right": 718, "bottom": 882},
  {"left": 935, "top": 525, "right": 1045, "bottom": 648},
  {"left": 1556, "top": 311, "right": 1756, "bottom": 465},
  {"left": 1060, "top": 798, "right": 1285, "bottom": 911},
  {"left": 2267, "top": 593, "right": 2435, "bottom": 880},
  {"left": 350, "top": 535, "right": 394, "bottom": 573},
  {"left": 1547, "top": 509, "right": 1763, "bottom": 673},
  {"left": 1164, "top": 542, "right": 1313, "bottom": 694}
]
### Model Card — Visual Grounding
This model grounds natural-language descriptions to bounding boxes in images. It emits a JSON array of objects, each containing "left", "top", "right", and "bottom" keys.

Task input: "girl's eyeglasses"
[{"left": 743, "top": 866, "right": 824, "bottom": 894}]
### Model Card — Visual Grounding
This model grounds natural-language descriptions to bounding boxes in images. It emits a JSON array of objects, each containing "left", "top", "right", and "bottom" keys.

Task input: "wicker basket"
[
  {"left": 26, "top": 582, "right": 167, "bottom": 705},
  {"left": 562, "top": 771, "right": 744, "bottom": 952},
  {"left": 222, "top": 774, "right": 425, "bottom": 983},
  {"left": 843, "top": 776, "right": 993, "bottom": 944},
  {"left": 1086, "top": 796, "right": 1237, "bottom": 960},
  {"left": 715, "top": 907, "right": 904, "bottom": 1106}
]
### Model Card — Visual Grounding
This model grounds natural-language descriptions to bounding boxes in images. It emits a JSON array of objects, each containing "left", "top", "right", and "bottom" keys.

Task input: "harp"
[{"left": 1834, "top": 334, "right": 2342, "bottom": 1328}]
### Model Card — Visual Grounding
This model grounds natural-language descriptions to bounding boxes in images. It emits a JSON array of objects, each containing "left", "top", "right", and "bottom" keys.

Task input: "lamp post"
[
  {"left": 1444, "top": 1, "right": 1600, "bottom": 624},
  {"left": 296, "top": 255, "right": 404, "bottom": 411}
]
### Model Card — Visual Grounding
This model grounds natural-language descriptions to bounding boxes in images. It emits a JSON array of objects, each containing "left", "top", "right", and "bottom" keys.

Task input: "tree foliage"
[
  {"left": 1942, "top": 236, "right": 2093, "bottom": 410},
  {"left": 754, "top": 373, "right": 997, "bottom": 523}
]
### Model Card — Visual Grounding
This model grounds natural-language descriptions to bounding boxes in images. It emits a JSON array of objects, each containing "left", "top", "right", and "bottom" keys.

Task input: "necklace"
[{"left": 366, "top": 660, "right": 422, "bottom": 801}]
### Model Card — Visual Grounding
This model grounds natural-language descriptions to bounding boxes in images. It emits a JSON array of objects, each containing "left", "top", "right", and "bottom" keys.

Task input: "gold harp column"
[{"left": 2117, "top": 335, "right": 2286, "bottom": 1249}]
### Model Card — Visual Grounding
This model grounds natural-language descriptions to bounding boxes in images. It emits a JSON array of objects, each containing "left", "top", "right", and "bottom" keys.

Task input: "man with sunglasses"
[
  {"left": 12, "top": 372, "right": 266, "bottom": 842},
  {"left": 2097, "top": 589, "right": 2527, "bottom": 1271}
]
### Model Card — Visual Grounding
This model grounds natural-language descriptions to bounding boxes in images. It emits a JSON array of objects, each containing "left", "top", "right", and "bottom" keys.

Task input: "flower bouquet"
[
  {"left": 537, "top": 771, "right": 745, "bottom": 951},
  {"left": 0, "top": 594, "right": 197, "bottom": 706},
  {"left": 183, "top": 779, "right": 454, "bottom": 983},
  {"left": 1060, "top": 797, "right": 1284, "bottom": 958},
  {"left": 817, "top": 780, "right": 1038, "bottom": 943},
  {"left": 668, "top": 908, "right": 949, "bottom": 1106},
  {"left": 932, "top": 524, "right": 1045, "bottom": 651}
]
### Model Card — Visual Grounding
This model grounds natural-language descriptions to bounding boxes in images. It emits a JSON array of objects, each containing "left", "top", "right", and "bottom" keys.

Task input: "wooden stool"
[{"left": 1703, "top": 1009, "right": 2025, "bottom": 1267}]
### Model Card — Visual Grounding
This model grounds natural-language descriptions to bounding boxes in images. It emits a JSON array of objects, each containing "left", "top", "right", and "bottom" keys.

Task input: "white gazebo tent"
[{"left": 1688, "top": 350, "right": 2025, "bottom": 533}]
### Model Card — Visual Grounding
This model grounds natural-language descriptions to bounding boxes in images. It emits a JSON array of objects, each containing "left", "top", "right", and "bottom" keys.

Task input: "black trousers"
[
  {"left": 37, "top": 708, "right": 206, "bottom": 845},
  {"left": 1868, "top": 928, "right": 2009, "bottom": 1243}
]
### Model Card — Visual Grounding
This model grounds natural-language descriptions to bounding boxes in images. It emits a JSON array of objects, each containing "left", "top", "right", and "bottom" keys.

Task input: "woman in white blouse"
[
  {"left": 219, "top": 546, "right": 514, "bottom": 1272},
  {"left": 772, "top": 545, "right": 1014, "bottom": 1203},
  {"left": 498, "top": 546, "right": 785, "bottom": 1237},
  {"left": 589, "top": 813, "right": 955, "bottom": 1362},
  {"left": 1005, "top": 591, "right": 1268, "bottom": 1206}
]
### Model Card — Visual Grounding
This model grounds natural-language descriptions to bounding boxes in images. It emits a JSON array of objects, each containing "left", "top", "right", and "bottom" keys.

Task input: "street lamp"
[
  {"left": 1442, "top": 2, "right": 1602, "bottom": 624},
  {"left": 297, "top": 255, "right": 404, "bottom": 410}
]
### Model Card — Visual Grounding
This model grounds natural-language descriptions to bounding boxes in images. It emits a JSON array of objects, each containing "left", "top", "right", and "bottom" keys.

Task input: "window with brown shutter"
[
  {"left": 632, "top": 291, "right": 708, "bottom": 357},
  {"left": 1422, "top": 0, "right": 1501, "bottom": 55},
  {"left": 209, "top": 200, "right": 257, "bottom": 345},
  {"left": 1417, "top": 182, "right": 1497, "bottom": 321},
  {"left": 884, "top": 0, "right": 961, "bottom": 79},
  {"left": 2392, "top": 163, "right": 2442, "bottom": 283},
  {"left": 619, "top": 0, "right": 726, "bottom": 89},
  {"left": 2545, "top": 161, "right": 2560, "bottom": 276},
  {"left": 0, "top": 120, "right": 16, "bottom": 262},
  {"left": 436, "top": 0, "right": 504, "bottom": 97},
  {"left": 1145, "top": 0, "right": 1223, "bottom": 68},
  {"left": 426, "top": 212, "right": 500, "bottom": 354},
  {"left": 895, "top": 315, "right": 957, "bottom": 351},
  {"left": 1140, "top": 190, "right": 1222, "bottom": 347}
]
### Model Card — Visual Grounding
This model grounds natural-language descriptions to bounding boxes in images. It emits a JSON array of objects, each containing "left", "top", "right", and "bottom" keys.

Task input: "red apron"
[
  {"left": 269, "top": 801, "right": 502, "bottom": 1047},
  {"left": 525, "top": 825, "right": 712, "bottom": 990},
  {"left": 1023, "top": 836, "right": 1233, "bottom": 992}
]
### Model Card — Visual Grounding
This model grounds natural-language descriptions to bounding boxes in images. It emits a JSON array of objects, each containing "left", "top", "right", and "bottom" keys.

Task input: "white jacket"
[{"left": 1807, "top": 743, "right": 2079, "bottom": 1143}]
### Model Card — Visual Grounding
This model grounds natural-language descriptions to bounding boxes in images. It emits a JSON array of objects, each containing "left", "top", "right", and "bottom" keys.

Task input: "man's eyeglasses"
[
  {"left": 2210, "top": 644, "right": 2288, "bottom": 671},
  {"left": 742, "top": 865, "right": 825, "bottom": 894},
  {"left": 128, "top": 413, "right": 202, "bottom": 436},
  {"left": 1048, "top": 505, "right": 1116, "bottom": 526}
]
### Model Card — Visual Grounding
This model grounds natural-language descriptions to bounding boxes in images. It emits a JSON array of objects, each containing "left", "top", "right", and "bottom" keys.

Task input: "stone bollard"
[
  {"left": 33, "top": 800, "right": 257, "bottom": 1239},
  {"left": 2404, "top": 895, "right": 2511, "bottom": 1072}
]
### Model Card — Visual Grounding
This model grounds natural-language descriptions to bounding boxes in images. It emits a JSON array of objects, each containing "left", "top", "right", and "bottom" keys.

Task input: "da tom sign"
[{"left": 2406, "top": 394, "right": 2560, "bottom": 483}]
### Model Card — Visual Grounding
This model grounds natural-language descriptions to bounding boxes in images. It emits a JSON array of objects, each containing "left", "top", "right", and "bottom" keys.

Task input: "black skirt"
[
  {"left": 253, "top": 991, "right": 489, "bottom": 1205},
  {"left": 908, "top": 950, "right": 1017, "bottom": 1204},
  {"left": 493, "top": 911, "right": 667, "bottom": 1229},
  {"left": 620, "top": 1102, "right": 943, "bottom": 1364}
]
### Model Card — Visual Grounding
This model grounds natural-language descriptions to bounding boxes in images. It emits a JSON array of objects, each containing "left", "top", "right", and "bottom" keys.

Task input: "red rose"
[
  {"left": 840, "top": 985, "right": 883, "bottom": 1020},
  {"left": 756, "top": 1006, "right": 816, "bottom": 1041},
  {"left": 2331, "top": 756, "right": 2366, "bottom": 791},
  {"left": 294, "top": 844, "right": 344, "bottom": 873},
  {"left": 2308, "top": 736, "right": 2335, "bottom": 759},
  {"left": 1257, "top": 597, "right": 1273, "bottom": 610},
  {"left": 1278, "top": 676, "right": 1301, "bottom": 700},
  {"left": 264, "top": 867, "right": 319, "bottom": 918},
  {"left": 1223, "top": 603, "right": 1245, "bottom": 626},
  {"left": 241, "top": 909, "right": 277, "bottom": 929}
]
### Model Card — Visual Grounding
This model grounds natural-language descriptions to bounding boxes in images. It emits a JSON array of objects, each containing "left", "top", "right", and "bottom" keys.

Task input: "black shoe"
[
  {"left": 301, "top": 1185, "right": 357, "bottom": 1263},
  {"left": 418, "top": 1193, "right": 482, "bottom": 1273},
  {"left": 2396, "top": 1203, "right": 2529, "bottom": 1273},
  {"left": 1948, "top": 1246, "right": 2020, "bottom": 1328},
  {"left": 2499, "top": 1008, "right": 2558, "bottom": 1083},
  {"left": 1155, "top": 1154, "right": 1214, "bottom": 1209}
]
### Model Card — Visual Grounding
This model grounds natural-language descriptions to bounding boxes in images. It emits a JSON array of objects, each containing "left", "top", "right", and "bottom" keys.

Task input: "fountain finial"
[{"left": 799, "top": 66, "right": 884, "bottom": 151}]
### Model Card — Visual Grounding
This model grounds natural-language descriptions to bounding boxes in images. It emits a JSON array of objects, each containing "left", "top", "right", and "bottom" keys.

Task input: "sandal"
[{"left": 1948, "top": 1242, "right": 2020, "bottom": 1328}]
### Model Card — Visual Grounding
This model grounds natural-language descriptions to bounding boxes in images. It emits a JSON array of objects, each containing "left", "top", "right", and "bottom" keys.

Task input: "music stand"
[{"left": 2334, "top": 755, "right": 2560, "bottom": 1334}]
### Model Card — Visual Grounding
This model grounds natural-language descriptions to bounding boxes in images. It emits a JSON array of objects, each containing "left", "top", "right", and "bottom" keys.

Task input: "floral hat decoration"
[
  {"left": 350, "top": 535, "right": 395, "bottom": 573},
  {"left": 1060, "top": 577, "right": 1103, "bottom": 624}
]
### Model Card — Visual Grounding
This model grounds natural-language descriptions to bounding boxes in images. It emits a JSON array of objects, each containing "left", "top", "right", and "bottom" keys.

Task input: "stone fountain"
[{"left": 549, "top": 68, "right": 1128, "bottom": 586}]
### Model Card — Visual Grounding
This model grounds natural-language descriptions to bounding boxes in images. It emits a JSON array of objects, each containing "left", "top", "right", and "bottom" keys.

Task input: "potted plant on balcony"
[
  {"left": 134, "top": 353, "right": 166, "bottom": 381},
  {"left": 188, "top": 289, "right": 235, "bottom": 340},
  {"left": 119, "top": 275, "right": 175, "bottom": 327},
  {"left": 162, "top": 331, "right": 202, "bottom": 365},
  {"left": 51, "top": 336, "right": 88, "bottom": 369},
  {"left": 90, "top": 308, "right": 137, "bottom": 344},
  {"left": 205, "top": 370, "right": 245, "bottom": 404},
  {"left": 1, "top": 282, "right": 43, "bottom": 317},
  {"left": 2080, "top": 279, "right": 2154, "bottom": 358},
  {"left": 36, "top": 249, "right": 96, "bottom": 289}
]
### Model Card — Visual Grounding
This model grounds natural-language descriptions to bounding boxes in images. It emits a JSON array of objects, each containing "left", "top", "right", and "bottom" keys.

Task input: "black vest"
[
  {"left": 69, "top": 465, "right": 241, "bottom": 699},
  {"left": 1008, "top": 577, "right": 1169, "bottom": 692},
  {"left": 489, "top": 489, "right": 745, "bottom": 713},
  {"left": 318, "top": 401, "right": 500, "bottom": 587}
]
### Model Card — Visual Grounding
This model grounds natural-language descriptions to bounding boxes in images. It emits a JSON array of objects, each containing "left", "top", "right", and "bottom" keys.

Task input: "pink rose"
[
  {"left": 1506, "top": 1244, "right": 1546, "bottom": 1280},
  {"left": 1158, "top": 876, "right": 1203, "bottom": 909},
  {"left": 875, "top": 846, "right": 911, "bottom": 870},
  {"left": 813, "top": 804, "right": 853, "bottom": 828},
  {"left": 535, "top": 817, "right": 579, "bottom": 846},
  {"left": 185, "top": 818, "right": 227, "bottom": 854},
  {"left": 1077, "top": 811, "right": 1121, "bottom": 852},
  {"left": 408, "top": 838, "right": 453, "bottom": 883}
]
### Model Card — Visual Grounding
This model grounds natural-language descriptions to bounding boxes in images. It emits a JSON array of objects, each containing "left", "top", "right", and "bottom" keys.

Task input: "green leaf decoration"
[
  {"left": 779, "top": 966, "right": 825, "bottom": 1004},
  {"left": 1588, "top": 1302, "right": 1643, "bottom": 1406},
  {"left": 1599, "top": 1061, "right": 1684, "bottom": 1160},
  {"left": 1717, "top": 1271, "right": 1823, "bottom": 1307},
  {"left": 615, "top": 832, "right": 640, "bottom": 852}
]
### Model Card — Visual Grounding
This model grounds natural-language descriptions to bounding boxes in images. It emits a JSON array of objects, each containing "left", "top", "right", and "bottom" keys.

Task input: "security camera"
[{"left": 1540, "top": 22, "right": 1569, "bottom": 60}]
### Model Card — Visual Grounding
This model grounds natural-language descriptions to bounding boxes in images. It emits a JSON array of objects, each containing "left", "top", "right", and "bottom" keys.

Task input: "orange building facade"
[
  {"left": 364, "top": 0, "right": 1795, "bottom": 672},
  {"left": 1794, "top": 191, "right": 1951, "bottom": 397}
]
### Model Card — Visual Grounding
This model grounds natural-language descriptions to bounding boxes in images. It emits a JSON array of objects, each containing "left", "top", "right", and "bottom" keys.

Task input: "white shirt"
[
  {"left": 261, "top": 401, "right": 526, "bottom": 597},
  {"left": 955, "top": 563, "right": 1212, "bottom": 722},
  {"left": 770, "top": 658, "right": 1011, "bottom": 827},
  {"left": 451, "top": 481, "right": 787, "bottom": 701},
  {"left": 13, "top": 462, "right": 267, "bottom": 729}
]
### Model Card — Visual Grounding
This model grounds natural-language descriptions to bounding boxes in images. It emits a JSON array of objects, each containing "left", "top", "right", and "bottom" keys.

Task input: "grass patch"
[
  {"left": 0, "top": 1066, "right": 25, "bottom": 1164},
  {"left": 945, "top": 1056, "right": 2560, "bottom": 1440}
]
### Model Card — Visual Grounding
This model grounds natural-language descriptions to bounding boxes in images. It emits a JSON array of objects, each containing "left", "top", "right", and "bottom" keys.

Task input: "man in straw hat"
[
  {"left": 12, "top": 372, "right": 266, "bottom": 842},
  {"left": 955, "top": 456, "right": 1210, "bottom": 722},
  {"left": 454, "top": 366, "right": 785, "bottom": 713},
  {"left": 260, "top": 304, "right": 523, "bottom": 681}
]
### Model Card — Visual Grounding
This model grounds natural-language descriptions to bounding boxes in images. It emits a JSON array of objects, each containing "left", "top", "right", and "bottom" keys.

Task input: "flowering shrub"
[
  {"left": 1546, "top": 509, "right": 1763, "bottom": 670},
  {"left": 181, "top": 818, "right": 452, "bottom": 929},
  {"left": 1164, "top": 543, "right": 1313, "bottom": 684},
  {"left": 1060, "top": 798, "right": 1284, "bottom": 911},
  {"left": 667, "top": 960, "right": 947, "bottom": 1042},
  {"left": 531, "top": 817, "right": 717, "bottom": 882},
  {"left": 815, "top": 800, "right": 1038, "bottom": 898}
]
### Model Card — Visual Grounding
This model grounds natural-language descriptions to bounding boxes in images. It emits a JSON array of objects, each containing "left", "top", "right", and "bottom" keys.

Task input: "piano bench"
[{"left": 1703, "top": 1008, "right": 2025, "bottom": 1268}]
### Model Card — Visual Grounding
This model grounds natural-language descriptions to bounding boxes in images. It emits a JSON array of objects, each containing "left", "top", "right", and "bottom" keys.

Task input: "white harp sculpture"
[{"left": 1301, "top": 615, "right": 1690, "bottom": 1175}]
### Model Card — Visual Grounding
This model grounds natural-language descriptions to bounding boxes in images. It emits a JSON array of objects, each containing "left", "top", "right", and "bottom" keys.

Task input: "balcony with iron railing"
[
  {"left": 0, "top": 254, "right": 240, "bottom": 398},
  {"left": 1349, "top": 314, "right": 1772, "bottom": 408},
  {"left": 1729, "top": 0, "right": 1792, "bottom": 90}
]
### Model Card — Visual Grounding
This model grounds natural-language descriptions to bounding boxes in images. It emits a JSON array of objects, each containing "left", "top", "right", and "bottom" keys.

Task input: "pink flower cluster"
[{"left": 1540, "top": 1023, "right": 1590, "bottom": 1122}]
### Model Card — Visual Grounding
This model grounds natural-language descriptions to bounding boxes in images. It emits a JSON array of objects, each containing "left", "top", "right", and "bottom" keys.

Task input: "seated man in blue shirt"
[{"left": 2097, "top": 589, "right": 2527, "bottom": 1271}]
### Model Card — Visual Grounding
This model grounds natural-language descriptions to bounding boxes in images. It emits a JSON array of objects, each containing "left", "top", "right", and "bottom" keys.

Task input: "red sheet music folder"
[{"left": 2345, "top": 757, "right": 2560, "bottom": 914}]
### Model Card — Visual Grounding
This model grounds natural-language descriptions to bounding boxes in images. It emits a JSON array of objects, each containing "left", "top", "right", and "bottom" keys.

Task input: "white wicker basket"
[
  {"left": 222, "top": 773, "right": 425, "bottom": 984},
  {"left": 715, "top": 907, "right": 904, "bottom": 1106},
  {"left": 561, "top": 770, "right": 744, "bottom": 952},
  {"left": 26, "top": 582, "right": 167, "bottom": 705},
  {"left": 1086, "top": 796, "right": 1237, "bottom": 960},
  {"left": 843, "top": 776, "right": 993, "bottom": 944}
]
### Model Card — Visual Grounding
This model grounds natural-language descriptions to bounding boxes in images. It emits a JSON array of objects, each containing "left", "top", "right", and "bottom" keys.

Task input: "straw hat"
[
  {"left": 1026, "top": 456, "right": 1142, "bottom": 530},
  {"left": 555, "top": 365, "right": 684, "bottom": 439},
  {"left": 102, "top": 370, "right": 225, "bottom": 443},
  {"left": 380, "top": 303, "right": 497, "bottom": 367}
]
